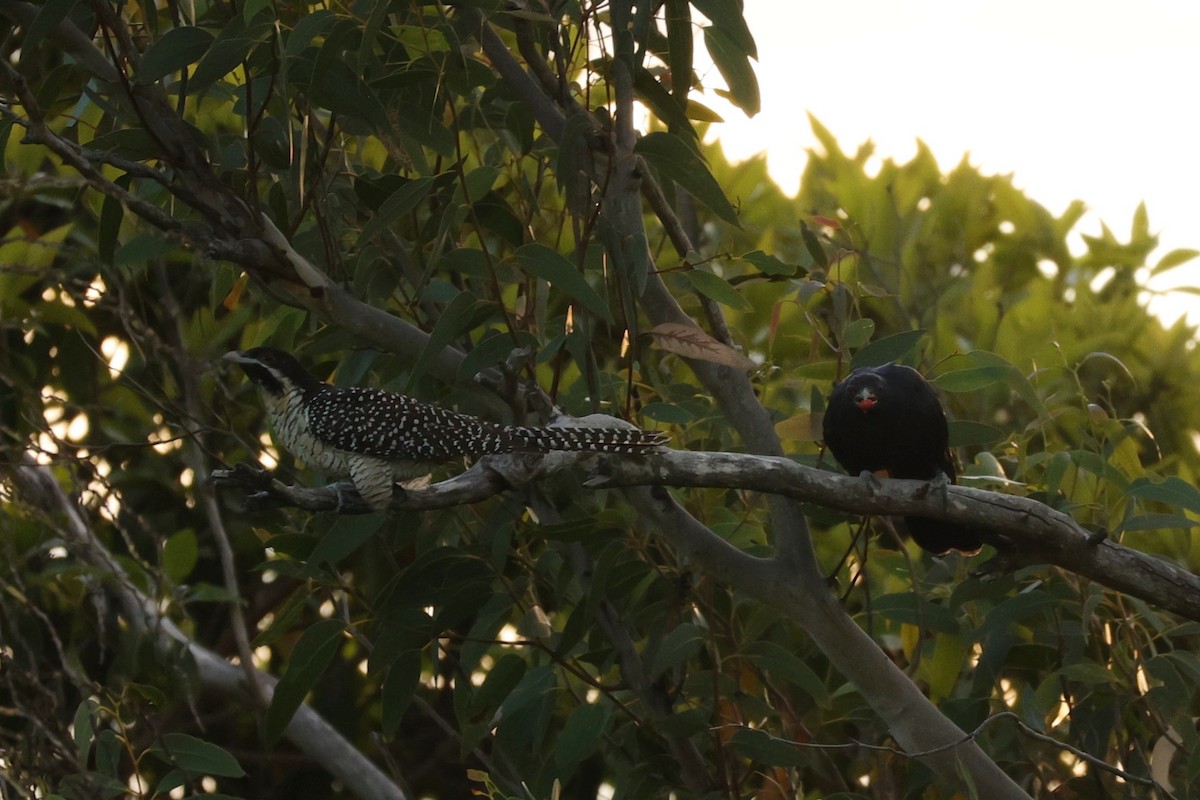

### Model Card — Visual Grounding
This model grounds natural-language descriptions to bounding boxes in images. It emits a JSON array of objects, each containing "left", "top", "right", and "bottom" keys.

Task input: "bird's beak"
[
  {"left": 223, "top": 350, "right": 251, "bottom": 364},
  {"left": 853, "top": 389, "right": 877, "bottom": 411}
]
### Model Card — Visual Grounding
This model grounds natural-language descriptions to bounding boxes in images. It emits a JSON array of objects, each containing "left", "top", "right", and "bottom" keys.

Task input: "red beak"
[{"left": 853, "top": 388, "right": 877, "bottom": 411}]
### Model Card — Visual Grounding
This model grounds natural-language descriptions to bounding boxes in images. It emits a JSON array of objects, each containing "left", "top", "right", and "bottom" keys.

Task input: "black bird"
[{"left": 822, "top": 363, "right": 982, "bottom": 555}]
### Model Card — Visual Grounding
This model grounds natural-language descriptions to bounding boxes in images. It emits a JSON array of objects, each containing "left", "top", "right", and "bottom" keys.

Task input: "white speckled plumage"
[{"left": 226, "top": 347, "right": 667, "bottom": 511}]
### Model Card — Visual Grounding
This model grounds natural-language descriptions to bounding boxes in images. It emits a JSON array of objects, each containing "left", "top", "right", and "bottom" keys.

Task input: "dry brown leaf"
[
  {"left": 774, "top": 411, "right": 822, "bottom": 442},
  {"left": 648, "top": 322, "right": 754, "bottom": 370}
]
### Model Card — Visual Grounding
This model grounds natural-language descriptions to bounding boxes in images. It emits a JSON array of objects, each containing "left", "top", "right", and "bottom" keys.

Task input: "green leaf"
[
  {"left": 664, "top": 0, "right": 693, "bottom": 105},
  {"left": 744, "top": 641, "right": 829, "bottom": 707},
  {"left": 702, "top": 25, "right": 760, "bottom": 115},
  {"left": 154, "top": 769, "right": 186, "bottom": 796},
  {"left": 114, "top": 234, "right": 178, "bottom": 266},
  {"left": 190, "top": 24, "right": 272, "bottom": 95},
  {"left": 850, "top": 329, "right": 927, "bottom": 368},
  {"left": 265, "top": 619, "right": 345, "bottom": 744},
  {"left": 162, "top": 529, "right": 198, "bottom": 583},
  {"left": 308, "top": 514, "right": 385, "bottom": 566},
  {"left": 641, "top": 402, "right": 696, "bottom": 424},
  {"left": 152, "top": 733, "right": 245, "bottom": 778},
  {"left": 799, "top": 224, "right": 828, "bottom": 269},
  {"left": 934, "top": 366, "right": 1009, "bottom": 393},
  {"left": 99, "top": 175, "right": 128, "bottom": 263},
  {"left": 22, "top": 0, "right": 77, "bottom": 53},
  {"left": 843, "top": 318, "right": 875, "bottom": 349},
  {"left": 72, "top": 699, "right": 95, "bottom": 765},
  {"left": 1131, "top": 200, "right": 1149, "bottom": 241},
  {"left": 96, "top": 729, "right": 121, "bottom": 776},
  {"left": 740, "top": 249, "right": 798, "bottom": 277},
  {"left": 555, "top": 702, "right": 613, "bottom": 771},
  {"left": 1117, "top": 513, "right": 1199, "bottom": 533},
  {"left": 81, "top": 129, "right": 161, "bottom": 161},
  {"left": 964, "top": 350, "right": 1045, "bottom": 415},
  {"left": 635, "top": 132, "right": 739, "bottom": 226},
  {"left": 729, "top": 728, "right": 806, "bottom": 768},
  {"left": 32, "top": 299, "right": 99, "bottom": 337},
  {"left": 633, "top": 66, "right": 695, "bottom": 137},
  {"left": 690, "top": 0, "right": 757, "bottom": 55},
  {"left": 498, "top": 664, "right": 556, "bottom": 720},
  {"left": 949, "top": 420, "right": 1006, "bottom": 448},
  {"left": 514, "top": 243, "right": 614, "bottom": 324},
  {"left": 921, "top": 634, "right": 968, "bottom": 701},
  {"left": 470, "top": 653, "right": 526, "bottom": 718},
  {"left": 381, "top": 650, "right": 422, "bottom": 736},
  {"left": 969, "top": 591, "right": 1059, "bottom": 642},
  {"left": 457, "top": 165, "right": 499, "bottom": 205},
  {"left": 649, "top": 622, "right": 705, "bottom": 678},
  {"left": 138, "top": 27, "right": 215, "bottom": 84},
  {"left": 1126, "top": 476, "right": 1200, "bottom": 514},
  {"left": 1153, "top": 248, "right": 1200, "bottom": 275},
  {"left": 406, "top": 292, "right": 495, "bottom": 388},
  {"left": 555, "top": 111, "right": 594, "bottom": 196},
  {"left": 457, "top": 330, "right": 539, "bottom": 383},
  {"left": 286, "top": 10, "right": 336, "bottom": 56},
  {"left": 357, "top": 176, "right": 439, "bottom": 245},
  {"left": 684, "top": 269, "right": 752, "bottom": 311},
  {"left": 872, "top": 593, "right": 959, "bottom": 635}
]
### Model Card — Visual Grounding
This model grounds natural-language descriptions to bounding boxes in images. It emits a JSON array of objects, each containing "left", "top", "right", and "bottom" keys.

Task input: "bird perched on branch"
[
  {"left": 822, "top": 363, "right": 982, "bottom": 555},
  {"left": 225, "top": 347, "right": 668, "bottom": 511}
]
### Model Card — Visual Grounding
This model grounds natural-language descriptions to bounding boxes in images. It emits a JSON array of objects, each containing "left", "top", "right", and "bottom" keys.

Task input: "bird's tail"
[
  {"left": 904, "top": 515, "right": 983, "bottom": 555},
  {"left": 508, "top": 424, "right": 668, "bottom": 454}
]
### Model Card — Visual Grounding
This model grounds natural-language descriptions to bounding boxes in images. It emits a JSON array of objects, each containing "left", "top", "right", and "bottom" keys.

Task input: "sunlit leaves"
[{"left": 635, "top": 132, "right": 740, "bottom": 225}]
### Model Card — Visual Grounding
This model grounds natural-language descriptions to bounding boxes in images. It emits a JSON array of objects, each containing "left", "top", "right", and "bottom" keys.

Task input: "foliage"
[{"left": 2, "top": 1, "right": 1200, "bottom": 799}]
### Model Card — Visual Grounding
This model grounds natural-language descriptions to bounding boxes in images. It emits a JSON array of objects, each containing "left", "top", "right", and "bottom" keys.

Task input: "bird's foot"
[
  {"left": 326, "top": 481, "right": 358, "bottom": 513},
  {"left": 857, "top": 469, "right": 885, "bottom": 491},
  {"left": 916, "top": 471, "right": 952, "bottom": 501}
]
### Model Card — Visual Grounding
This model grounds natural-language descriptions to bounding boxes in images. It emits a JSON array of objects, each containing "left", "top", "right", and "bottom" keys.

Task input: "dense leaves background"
[{"left": 2, "top": 1, "right": 1199, "bottom": 798}]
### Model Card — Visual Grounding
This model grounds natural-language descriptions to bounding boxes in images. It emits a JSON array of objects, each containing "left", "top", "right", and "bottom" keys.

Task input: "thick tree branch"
[{"left": 595, "top": 450, "right": 1200, "bottom": 622}]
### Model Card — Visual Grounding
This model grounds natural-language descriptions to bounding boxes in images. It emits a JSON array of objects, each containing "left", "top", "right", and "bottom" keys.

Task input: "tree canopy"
[{"left": 2, "top": 1, "right": 1200, "bottom": 799}]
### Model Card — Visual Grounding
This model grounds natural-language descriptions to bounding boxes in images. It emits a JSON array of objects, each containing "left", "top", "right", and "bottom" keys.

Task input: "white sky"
[{"left": 708, "top": 0, "right": 1200, "bottom": 325}]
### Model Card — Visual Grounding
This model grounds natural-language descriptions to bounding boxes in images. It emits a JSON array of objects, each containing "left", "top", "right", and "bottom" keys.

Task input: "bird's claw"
[
  {"left": 857, "top": 470, "right": 884, "bottom": 490},
  {"left": 917, "top": 471, "right": 952, "bottom": 502},
  {"left": 327, "top": 481, "right": 358, "bottom": 513}
]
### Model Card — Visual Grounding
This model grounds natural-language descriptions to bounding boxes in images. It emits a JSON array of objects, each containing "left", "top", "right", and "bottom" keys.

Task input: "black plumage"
[{"left": 822, "top": 363, "right": 981, "bottom": 555}]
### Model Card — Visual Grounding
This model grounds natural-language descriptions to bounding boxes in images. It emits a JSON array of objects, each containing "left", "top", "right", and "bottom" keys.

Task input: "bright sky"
[{"left": 709, "top": 0, "right": 1200, "bottom": 325}]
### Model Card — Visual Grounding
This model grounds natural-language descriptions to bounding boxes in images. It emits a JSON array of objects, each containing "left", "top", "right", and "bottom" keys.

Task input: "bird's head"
[
  {"left": 224, "top": 347, "right": 325, "bottom": 398},
  {"left": 834, "top": 363, "right": 933, "bottom": 415},
  {"left": 843, "top": 371, "right": 886, "bottom": 413}
]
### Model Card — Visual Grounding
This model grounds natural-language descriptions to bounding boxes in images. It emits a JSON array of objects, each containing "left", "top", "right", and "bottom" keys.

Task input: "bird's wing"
[
  {"left": 822, "top": 381, "right": 869, "bottom": 473},
  {"left": 307, "top": 387, "right": 511, "bottom": 460},
  {"left": 347, "top": 453, "right": 399, "bottom": 511}
]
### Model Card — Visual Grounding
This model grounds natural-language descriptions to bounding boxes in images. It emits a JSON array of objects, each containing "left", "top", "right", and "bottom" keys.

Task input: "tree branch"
[{"left": 594, "top": 450, "right": 1200, "bottom": 622}]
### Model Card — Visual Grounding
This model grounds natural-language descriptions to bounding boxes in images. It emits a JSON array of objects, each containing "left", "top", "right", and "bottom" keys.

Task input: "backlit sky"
[{"left": 707, "top": 0, "right": 1200, "bottom": 325}]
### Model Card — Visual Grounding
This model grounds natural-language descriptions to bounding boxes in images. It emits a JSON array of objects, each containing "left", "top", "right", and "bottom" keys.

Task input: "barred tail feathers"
[{"left": 508, "top": 424, "right": 667, "bottom": 454}]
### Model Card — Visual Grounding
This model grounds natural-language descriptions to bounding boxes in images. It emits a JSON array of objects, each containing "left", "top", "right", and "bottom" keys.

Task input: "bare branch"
[{"left": 595, "top": 450, "right": 1200, "bottom": 622}]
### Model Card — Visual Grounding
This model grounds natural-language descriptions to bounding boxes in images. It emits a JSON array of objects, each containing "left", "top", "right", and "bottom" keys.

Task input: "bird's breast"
[{"left": 261, "top": 389, "right": 353, "bottom": 476}]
